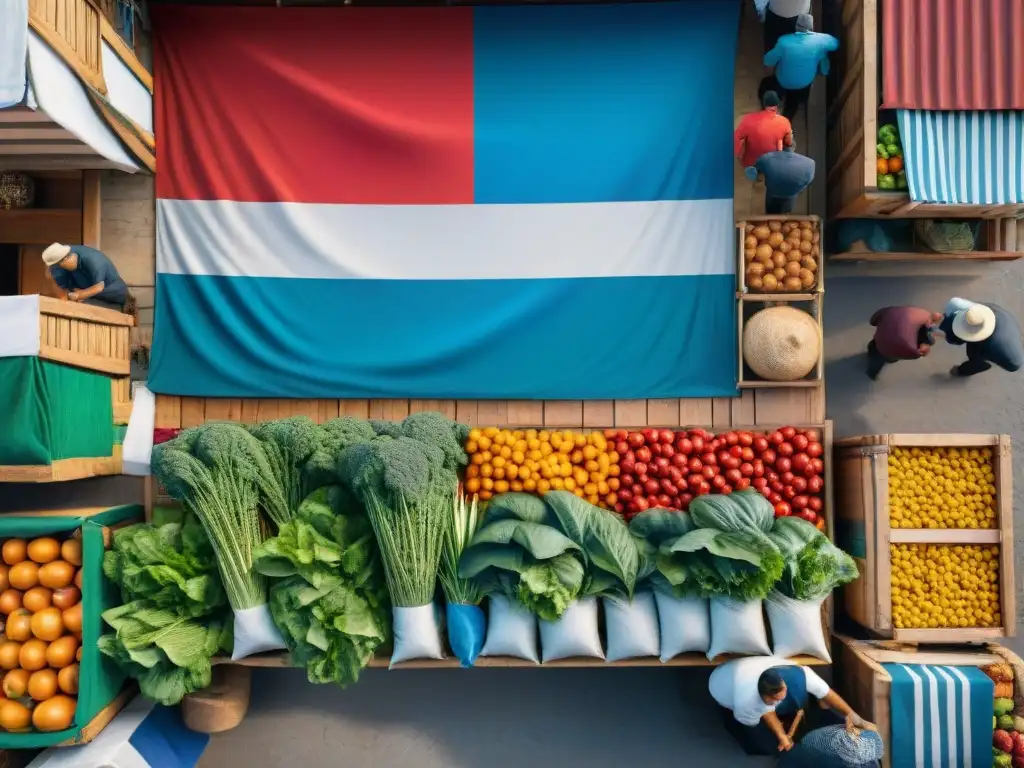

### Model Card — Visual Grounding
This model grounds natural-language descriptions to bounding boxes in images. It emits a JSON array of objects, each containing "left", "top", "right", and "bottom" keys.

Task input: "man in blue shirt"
[
  {"left": 940, "top": 298, "right": 1024, "bottom": 377},
  {"left": 762, "top": 14, "right": 839, "bottom": 120},
  {"left": 746, "top": 148, "right": 815, "bottom": 214},
  {"left": 42, "top": 243, "right": 129, "bottom": 312}
]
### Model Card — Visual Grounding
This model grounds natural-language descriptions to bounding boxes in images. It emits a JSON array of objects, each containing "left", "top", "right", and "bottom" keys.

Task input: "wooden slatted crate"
[
  {"left": 737, "top": 215, "right": 823, "bottom": 297},
  {"left": 738, "top": 294, "right": 823, "bottom": 389},
  {"left": 835, "top": 433, "right": 1015, "bottom": 642},
  {"left": 833, "top": 635, "right": 1024, "bottom": 768}
]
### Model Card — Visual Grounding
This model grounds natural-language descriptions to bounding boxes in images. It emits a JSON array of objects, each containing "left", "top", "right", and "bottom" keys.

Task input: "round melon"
[{"left": 743, "top": 306, "right": 820, "bottom": 381}]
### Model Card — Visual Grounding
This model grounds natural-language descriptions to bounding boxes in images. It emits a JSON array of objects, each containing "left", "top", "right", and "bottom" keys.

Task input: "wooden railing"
[{"left": 28, "top": 0, "right": 106, "bottom": 93}]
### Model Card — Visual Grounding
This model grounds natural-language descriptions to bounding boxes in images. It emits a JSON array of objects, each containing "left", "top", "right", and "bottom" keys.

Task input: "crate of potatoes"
[
  {"left": 834, "top": 434, "right": 1014, "bottom": 643},
  {"left": 738, "top": 216, "right": 822, "bottom": 297}
]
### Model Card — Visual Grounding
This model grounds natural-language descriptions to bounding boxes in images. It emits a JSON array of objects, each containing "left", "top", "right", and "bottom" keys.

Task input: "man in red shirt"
[
  {"left": 867, "top": 306, "right": 943, "bottom": 380},
  {"left": 735, "top": 91, "right": 794, "bottom": 169}
]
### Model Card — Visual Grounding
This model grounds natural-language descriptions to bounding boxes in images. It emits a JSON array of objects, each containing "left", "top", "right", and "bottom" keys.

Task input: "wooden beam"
[
  {"left": 0, "top": 210, "right": 82, "bottom": 245},
  {"left": 100, "top": 18, "right": 153, "bottom": 93},
  {"left": 82, "top": 171, "right": 102, "bottom": 248}
]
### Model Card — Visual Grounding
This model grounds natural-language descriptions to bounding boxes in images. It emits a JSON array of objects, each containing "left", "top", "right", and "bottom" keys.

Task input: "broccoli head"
[
  {"left": 300, "top": 417, "right": 376, "bottom": 497},
  {"left": 368, "top": 420, "right": 404, "bottom": 438},
  {"left": 399, "top": 412, "right": 470, "bottom": 472},
  {"left": 250, "top": 416, "right": 323, "bottom": 514},
  {"left": 337, "top": 435, "right": 449, "bottom": 507}
]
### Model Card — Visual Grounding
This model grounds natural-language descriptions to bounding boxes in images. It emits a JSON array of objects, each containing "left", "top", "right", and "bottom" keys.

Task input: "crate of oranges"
[
  {"left": 463, "top": 428, "right": 621, "bottom": 508},
  {"left": 834, "top": 433, "right": 1014, "bottom": 643},
  {"left": 0, "top": 505, "right": 140, "bottom": 748}
]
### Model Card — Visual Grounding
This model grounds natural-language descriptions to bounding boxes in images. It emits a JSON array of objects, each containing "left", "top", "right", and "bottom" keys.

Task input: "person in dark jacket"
[
  {"left": 866, "top": 306, "right": 943, "bottom": 380},
  {"left": 940, "top": 298, "right": 1024, "bottom": 377},
  {"left": 746, "top": 148, "right": 815, "bottom": 214},
  {"left": 42, "top": 243, "right": 129, "bottom": 312}
]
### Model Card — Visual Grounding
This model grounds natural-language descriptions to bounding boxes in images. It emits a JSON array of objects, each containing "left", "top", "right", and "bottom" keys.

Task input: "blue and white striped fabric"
[
  {"left": 897, "top": 110, "right": 1024, "bottom": 205},
  {"left": 884, "top": 663, "right": 993, "bottom": 768}
]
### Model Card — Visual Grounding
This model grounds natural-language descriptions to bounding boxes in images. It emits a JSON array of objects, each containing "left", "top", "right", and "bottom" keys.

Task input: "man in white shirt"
[{"left": 709, "top": 656, "right": 875, "bottom": 755}]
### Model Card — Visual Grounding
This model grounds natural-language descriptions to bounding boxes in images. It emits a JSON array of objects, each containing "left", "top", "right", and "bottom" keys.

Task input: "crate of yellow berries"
[{"left": 833, "top": 433, "right": 1015, "bottom": 643}]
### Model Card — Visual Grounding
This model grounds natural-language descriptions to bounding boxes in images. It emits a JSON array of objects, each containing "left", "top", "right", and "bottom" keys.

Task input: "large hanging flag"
[{"left": 149, "top": 1, "right": 739, "bottom": 400}]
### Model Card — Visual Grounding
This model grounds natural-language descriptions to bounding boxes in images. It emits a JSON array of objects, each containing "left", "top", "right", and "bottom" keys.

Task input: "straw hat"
[
  {"left": 743, "top": 306, "right": 820, "bottom": 381},
  {"left": 951, "top": 304, "right": 996, "bottom": 343},
  {"left": 41, "top": 243, "right": 70, "bottom": 266}
]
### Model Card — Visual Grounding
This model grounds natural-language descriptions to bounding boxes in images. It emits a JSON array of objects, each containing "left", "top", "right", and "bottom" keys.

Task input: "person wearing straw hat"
[
  {"left": 778, "top": 723, "right": 884, "bottom": 768},
  {"left": 940, "top": 298, "right": 1024, "bottom": 378},
  {"left": 41, "top": 243, "right": 129, "bottom": 312}
]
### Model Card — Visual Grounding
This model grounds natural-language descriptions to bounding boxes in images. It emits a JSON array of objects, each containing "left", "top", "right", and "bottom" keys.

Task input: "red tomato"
[
  {"left": 780, "top": 471, "right": 795, "bottom": 485},
  {"left": 781, "top": 427, "right": 797, "bottom": 440},
  {"left": 777, "top": 442, "right": 794, "bottom": 458},
  {"left": 711, "top": 474, "right": 727, "bottom": 489},
  {"left": 634, "top": 497, "right": 650, "bottom": 512},
  {"left": 752, "top": 477, "right": 768, "bottom": 490},
  {"left": 736, "top": 478, "right": 751, "bottom": 490},
  {"left": 725, "top": 468, "right": 742, "bottom": 484},
  {"left": 604, "top": 429, "right": 617, "bottom": 439},
  {"left": 791, "top": 476, "right": 808, "bottom": 493},
  {"left": 614, "top": 502, "right": 625, "bottom": 514},
  {"left": 657, "top": 494, "right": 674, "bottom": 508},
  {"left": 783, "top": 486, "right": 796, "bottom": 500},
  {"left": 698, "top": 481, "right": 711, "bottom": 495},
  {"left": 676, "top": 437, "right": 693, "bottom": 455},
  {"left": 689, "top": 458, "right": 703, "bottom": 473},
  {"left": 729, "top": 445, "right": 744, "bottom": 458},
  {"left": 615, "top": 440, "right": 630, "bottom": 455},
  {"left": 702, "top": 465, "right": 717, "bottom": 480},
  {"left": 620, "top": 457, "right": 636, "bottom": 474},
  {"left": 776, "top": 457, "right": 792, "bottom": 474},
  {"left": 739, "top": 462, "right": 754, "bottom": 477},
  {"left": 671, "top": 454, "right": 689, "bottom": 469},
  {"left": 774, "top": 501, "right": 791, "bottom": 517},
  {"left": 627, "top": 433, "right": 645, "bottom": 449},
  {"left": 717, "top": 451, "right": 732, "bottom": 465},
  {"left": 720, "top": 485, "right": 733, "bottom": 495},
  {"left": 740, "top": 447, "right": 755, "bottom": 462},
  {"left": 661, "top": 443, "right": 675, "bottom": 458},
  {"left": 644, "top": 479, "right": 661, "bottom": 495},
  {"left": 724, "top": 431, "right": 739, "bottom": 446},
  {"left": 679, "top": 492, "right": 694, "bottom": 507},
  {"left": 761, "top": 448, "right": 777, "bottom": 465},
  {"left": 690, "top": 436, "right": 705, "bottom": 453},
  {"left": 688, "top": 474, "right": 703, "bottom": 490},
  {"left": 651, "top": 443, "right": 664, "bottom": 457},
  {"left": 642, "top": 429, "right": 658, "bottom": 443},
  {"left": 654, "top": 457, "right": 671, "bottom": 476},
  {"left": 803, "top": 429, "right": 820, "bottom": 442},
  {"left": 792, "top": 495, "right": 809, "bottom": 510},
  {"left": 634, "top": 462, "right": 648, "bottom": 477},
  {"left": 668, "top": 467, "right": 684, "bottom": 484},
  {"left": 636, "top": 446, "right": 652, "bottom": 463},
  {"left": 753, "top": 436, "right": 769, "bottom": 453},
  {"left": 738, "top": 432, "right": 754, "bottom": 447},
  {"left": 808, "top": 496, "right": 823, "bottom": 513},
  {"left": 725, "top": 456, "right": 742, "bottom": 471},
  {"left": 806, "top": 441, "right": 823, "bottom": 458},
  {"left": 809, "top": 458, "right": 824, "bottom": 475},
  {"left": 647, "top": 495, "right": 660, "bottom": 508},
  {"left": 766, "top": 471, "right": 780, "bottom": 484},
  {"left": 659, "top": 430, "right": 675, "bottom": 445},
  {"left": 791, "top": 453, "right": 810, "bottom": 472},
  {"left": 792, "top": 434, "right": 809, "bottom": 451},
  {"left": 702, "top": 452, "right": 718, "bottom": 466},
  {"left": 618, "top": 488, "right": 633, "bottom": 502},
  {"left": 796, "top": 510, "right": 817, "bottom": 524},
  {"left": 661, "top": 479, "right": 679, "bottom": 496},
  {"left": 619, "top": 473, "right": 635, "bottom": 488},
  {"left": 769, "top": 431, "right": 785, "bottom": 446},
  {"left": 752, "top": 461, "right": 765, "bottom": 477},
  {"left": 807, "top": 476, "right": 824, "bottom": 493}
]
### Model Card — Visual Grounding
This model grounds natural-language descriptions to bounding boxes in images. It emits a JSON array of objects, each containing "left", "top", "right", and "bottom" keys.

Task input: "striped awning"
[{"left": 898, "top": 110, "right": 1024, "bottom": 206}]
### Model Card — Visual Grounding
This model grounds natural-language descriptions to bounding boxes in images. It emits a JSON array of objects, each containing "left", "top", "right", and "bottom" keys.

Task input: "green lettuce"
[
  {"left": 102, "top": 509, "right": 227, "bottom": 618},
  {"left": 769, "top": 517, "right": 859, "bottom": 601},
  {"left": 98, "top": 602, "right": 231, "bottom": 705},
  {"left": 252, "top": 487, "right": 390, "bottom": 687}
]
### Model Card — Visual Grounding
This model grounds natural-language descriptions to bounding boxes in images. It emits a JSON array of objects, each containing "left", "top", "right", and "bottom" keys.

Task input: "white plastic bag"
[
  {"left": 231, "top": 604, "right": 287, "bottom": 660},
  {"left": 654, "top": 592, "right": 710, "bottom": 661},
  {"left": 766, "top": 591, "right": 831, "bottom": 662},
  {"left": 540, "top": 597, "right": 604, "bottom": 663},
  {"left": 390, "top": 603, "right": 445, "bottom": 666},
  {"left": 481, "top": 594, "right": 539, "bottom": 663},
  {"left": 707, "top": 597, "right": 770, "bottom": 661},
  {"left": 604, "top": 592, "right": 660, "bottom": 661}
]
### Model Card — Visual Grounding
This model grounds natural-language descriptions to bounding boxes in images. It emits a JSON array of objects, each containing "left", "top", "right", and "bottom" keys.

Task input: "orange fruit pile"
[{"left": 464, "top": 428, "right": 620, "bottom": 507}]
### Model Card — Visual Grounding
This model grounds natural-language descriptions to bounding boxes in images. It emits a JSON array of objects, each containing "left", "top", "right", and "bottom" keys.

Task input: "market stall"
[
  {"left": 0, "top": 296, "right": 133, "bottom": 482},
  {"left": 834, "top": 635, "right": 1024, "bottom": 768}
]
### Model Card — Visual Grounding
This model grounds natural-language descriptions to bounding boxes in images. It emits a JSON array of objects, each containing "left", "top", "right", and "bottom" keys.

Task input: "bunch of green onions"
[{"left": 439, "top": 490, "right": 483, "bottom": 606}]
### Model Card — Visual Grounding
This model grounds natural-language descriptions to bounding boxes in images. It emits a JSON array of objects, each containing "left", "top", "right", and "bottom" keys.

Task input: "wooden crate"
[
  {"left": 825, "top": 0, "right": 1024, "bottom": 220},
  {"left": 833, "top": 635, "right": 1024, "bottom": 768},
  {"left": 831, "top": 217, "right": 1022, "bottom": 264},
  {"left": 737, "top": 215, "right": 823, "bottom": 297},
  {"left": 835, "top": 433, "right": 1015, "bottom": 642},
  {"left": 738, "top": 294, "right": 824, "bottom": 389}
]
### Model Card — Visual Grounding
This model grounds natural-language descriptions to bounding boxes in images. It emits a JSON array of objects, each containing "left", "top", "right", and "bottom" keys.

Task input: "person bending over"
[
  {"left": 42, "top": 243, "right": 129, "bottom": 312},
  {"left": 941, "top": 298, "right": 1024, "bottom": 378},
  {"left": 746, "top": 148, "right": 814, "bottom": 214},
  {"left": 866, "top": 306, "right": 943, "bottom": 380},
  {"left": 710, "top": 656, "right": 874, "bottom": 755}
]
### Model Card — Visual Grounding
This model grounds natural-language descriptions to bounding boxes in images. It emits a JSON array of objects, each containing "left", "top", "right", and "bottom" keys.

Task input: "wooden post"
[{"left": 82, "top": 171, "right": 101, "bottom": 249}]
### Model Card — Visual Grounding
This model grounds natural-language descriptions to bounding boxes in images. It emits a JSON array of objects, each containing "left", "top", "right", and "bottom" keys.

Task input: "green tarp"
[{"left": 0, "top": 356, "right": 114, "bottom": 466}]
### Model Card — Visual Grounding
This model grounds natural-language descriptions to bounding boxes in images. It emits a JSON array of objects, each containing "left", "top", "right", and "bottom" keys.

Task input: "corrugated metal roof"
[{"left": 882, "top": 0, "right": 1024, "bottom": 111}]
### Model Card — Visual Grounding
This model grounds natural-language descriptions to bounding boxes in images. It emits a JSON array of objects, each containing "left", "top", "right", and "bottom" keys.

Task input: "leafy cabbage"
[
  {"left": 769, "top": 517, "right": 859, "bottom": 601},
  {"left": 252, "top": 487, "right": 390, "bottom": 687}
]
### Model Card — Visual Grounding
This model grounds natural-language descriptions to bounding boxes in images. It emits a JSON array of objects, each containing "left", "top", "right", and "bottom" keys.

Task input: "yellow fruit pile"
[
  {"left": 890, "top": 543, "right": 1002, "bottom": 629},
  {"left": 888, "top": 446, "right": 997, "bottom": 529},
  {"left": 464, "top": 428, "right": 620, "bottom": 506}
]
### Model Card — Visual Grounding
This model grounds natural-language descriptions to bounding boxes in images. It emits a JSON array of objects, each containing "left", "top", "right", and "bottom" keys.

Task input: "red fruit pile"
[{"left": 604, "top": 426, "right": 825, "bottom": 528}]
